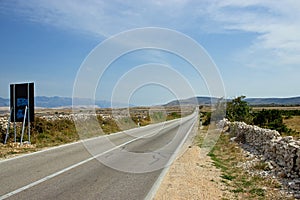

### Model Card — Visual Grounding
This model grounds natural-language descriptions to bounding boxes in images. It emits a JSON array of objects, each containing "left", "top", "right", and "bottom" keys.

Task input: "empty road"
[{"left": 0, "top": 112, "right": 197, "bottom": 200}]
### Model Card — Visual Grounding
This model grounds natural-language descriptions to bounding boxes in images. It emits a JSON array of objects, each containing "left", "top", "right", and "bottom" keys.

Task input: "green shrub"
[
  {"left": 226, "top": 96, "right": 253, "bottom": 124},
  {"left": 253, "top": 109, "right": 290, "bottom": 133}
]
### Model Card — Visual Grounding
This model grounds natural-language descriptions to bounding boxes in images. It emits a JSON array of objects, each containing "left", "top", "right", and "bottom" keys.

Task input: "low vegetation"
[
  {"left": 201, "top": 96, "right": 300, "bottom": 138},
  {"left": 284, "top": 116, "right": 300, "bottom": 133},
  {"left": 31, "top": 117, "right": 78, "bottom": 147}
]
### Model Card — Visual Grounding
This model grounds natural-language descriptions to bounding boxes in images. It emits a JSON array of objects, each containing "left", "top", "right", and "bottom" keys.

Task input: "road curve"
[{"left": 0, "top": 112, "right": 197, "bottom": 200}]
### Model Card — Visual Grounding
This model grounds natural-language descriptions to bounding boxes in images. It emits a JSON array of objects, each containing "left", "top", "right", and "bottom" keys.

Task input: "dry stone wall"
[{"left": 219, "top": 119, "right": 300, "bottom": 179}]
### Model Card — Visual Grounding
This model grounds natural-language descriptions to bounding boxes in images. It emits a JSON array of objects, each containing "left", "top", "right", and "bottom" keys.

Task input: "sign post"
[{"left": 4, "top": 82, "right": 34, "bottom": 144}]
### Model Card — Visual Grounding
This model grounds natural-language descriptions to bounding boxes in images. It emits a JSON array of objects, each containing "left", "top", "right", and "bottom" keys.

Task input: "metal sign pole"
[
  {"left": 20, "top": 106, "right": 28, "bottom": 145},
  {"left": 27, "top": 83, "right": 31, "bottom": 144},
  {"left": 13, "top": 84, "right": 16, "bottom": 143},
  {"left": 4, "top": 108, "right": 13, "bottom": 144}
]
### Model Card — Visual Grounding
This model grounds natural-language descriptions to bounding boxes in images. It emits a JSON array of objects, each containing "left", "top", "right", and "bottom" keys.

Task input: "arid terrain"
[{"left": 1, "top": 106, "right": 300, "bottom": 199}]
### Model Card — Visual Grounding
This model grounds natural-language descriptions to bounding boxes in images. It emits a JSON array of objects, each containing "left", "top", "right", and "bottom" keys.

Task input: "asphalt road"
[{"left": 0, "top": 112, "right": 197, "bottom": 200}]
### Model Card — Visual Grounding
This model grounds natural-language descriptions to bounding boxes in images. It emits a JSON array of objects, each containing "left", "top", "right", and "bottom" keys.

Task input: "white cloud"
[
  {"left": 1, "top": 0, "right": 196, "bottom": 37},
  {"left": 1, "top": 0, "right": 300, "bottom": 69},
  {"left": 205, "top": 0, "right": 300, "bottom": 68}
]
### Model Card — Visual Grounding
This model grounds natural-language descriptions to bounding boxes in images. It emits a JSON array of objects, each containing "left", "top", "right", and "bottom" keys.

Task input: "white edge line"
[
  {"left": 144, "top": 114, "right": 197, "bottom": 200},
  {"left": 0, "top": 121, "right": 175, "bottom": 200}
]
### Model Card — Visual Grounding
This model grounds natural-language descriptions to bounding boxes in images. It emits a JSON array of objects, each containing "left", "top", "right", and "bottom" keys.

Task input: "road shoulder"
[{"left": 154, "top": 144, "right": 232, "bottom": 199}]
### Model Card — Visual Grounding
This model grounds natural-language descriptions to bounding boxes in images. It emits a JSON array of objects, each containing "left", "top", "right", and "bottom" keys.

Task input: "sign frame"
[
  {"left": 4, "top": 82, "right": 34, "bottom": 144},
  {"left": 10, "top": 83, "right": 34, "bottom": 122}
]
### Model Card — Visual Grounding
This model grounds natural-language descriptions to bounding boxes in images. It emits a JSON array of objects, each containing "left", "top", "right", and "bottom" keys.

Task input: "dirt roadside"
[
  {"left": 154, "top": 121, "right": 233, "bottom": 200},
  {"left": 154, "top": 144, "right": 233, "bottom": 200}
]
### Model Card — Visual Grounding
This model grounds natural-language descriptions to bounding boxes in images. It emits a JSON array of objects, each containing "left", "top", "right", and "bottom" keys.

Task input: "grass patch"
[
  {"left": 221, "top": 174, "right": 235, "bottom": 181},
  {"left": 249, "top": 188, "right": 265, "bottom": 197},
  {"left": 208, "top": 151, "right": 228, "bottom": 171},
  {"left": 231, "top": 188, "right": 244, "bottom": 193},
  {"left": 166, "top": 112, "right": 182, "bottom": 121},
  {"left": 252, "top": 161, "right": 269, "bottom": 171}
]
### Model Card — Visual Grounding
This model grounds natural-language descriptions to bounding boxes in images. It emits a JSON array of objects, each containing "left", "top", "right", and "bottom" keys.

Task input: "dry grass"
[
  {"left": 252, "top": 106, "right": 300, "bottom": 111},
  {"left": 283, "top": 116, "right": 300, "bottom": 139},
  {"left": 0, "top": 142, "right": 40, "bottom": 159},
  {"left": 284, "top": 116, "right": 300, "bottom": 132}
]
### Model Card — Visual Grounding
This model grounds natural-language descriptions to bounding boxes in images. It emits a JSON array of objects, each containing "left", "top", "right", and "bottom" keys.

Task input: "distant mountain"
[
  {"left": 0, "top": 96, "right": 129, "bottom": 108},
  {"left": 1, "top": 96, "right": 300, "bottom": 108},
  {"left": 36, "top": 96, "right": 72, "bottom": 108},
  {"left": 0, "top": 97, "right": 9, "bottom": 106},
  {"left": 245, "top": 97, "right": 300, "bottom": 106},
  {"left": 165, "top": 96, "right": 300, "bottom": 106},
  {"left": 38, "top": 96, "right": 130, "bottom": 108},
  {"left": 165, "top": 96, "right": 220, "bottom": 106}
]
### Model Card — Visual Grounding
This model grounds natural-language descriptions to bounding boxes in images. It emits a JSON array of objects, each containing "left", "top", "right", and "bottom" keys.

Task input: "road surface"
[{"left": 0, "top": 112, "right": 197, "bottom": 200}]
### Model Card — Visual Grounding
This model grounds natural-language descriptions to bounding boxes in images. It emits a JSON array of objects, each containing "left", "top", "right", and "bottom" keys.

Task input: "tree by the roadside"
[{"left": 226, "top": 96, "right": 253, "bottom": 124}]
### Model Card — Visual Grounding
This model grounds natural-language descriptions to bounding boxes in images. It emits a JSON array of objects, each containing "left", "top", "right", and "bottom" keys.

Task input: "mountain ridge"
[
  {"left": 0, "top": 96, "right": 127, "bottom": 108},
  {"left": 165, "top": 96, "right": 300, "bottom": 106},
  {"left": 1, "top": 96, "right": 300, "bottom": 108}
]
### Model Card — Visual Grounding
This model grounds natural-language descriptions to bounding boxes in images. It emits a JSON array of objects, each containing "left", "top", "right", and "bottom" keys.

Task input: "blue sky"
[{"left": 0, "top": 0, "right": 300, "bottom": 105}]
